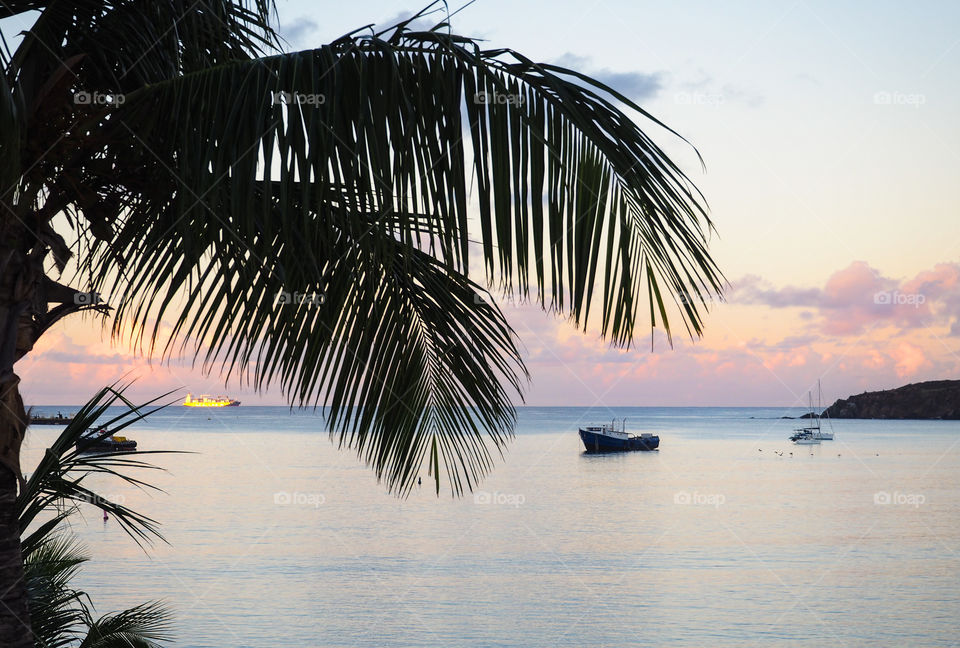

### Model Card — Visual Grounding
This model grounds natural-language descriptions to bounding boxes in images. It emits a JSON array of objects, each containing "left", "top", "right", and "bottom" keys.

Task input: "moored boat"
[
  {"left": 29, "top": 413, "right": 74, "bottom": 425},
  {"left": 76, "top": 428, "right": 137, "bottom": 453},
  {"left": 183, "top": 393, "right": 240, "bottom": 407},
  {"left": 790, "top": 429, "right": 821, "bottom": 445},
  {"left": 791, "top": 380, "right": 834, "bottom": 444},
  {"left": 579, "top": 419, "right": 659, "bottom": 452}
]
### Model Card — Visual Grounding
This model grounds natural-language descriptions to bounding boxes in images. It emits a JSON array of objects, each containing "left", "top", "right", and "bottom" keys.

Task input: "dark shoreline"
[{"left": 823, "top": 380, "right": 960, "bottom": 420}]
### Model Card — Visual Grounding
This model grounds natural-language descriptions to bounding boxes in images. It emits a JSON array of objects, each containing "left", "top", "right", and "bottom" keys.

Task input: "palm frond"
[
  {"left": 19, "top": 381, "right": 180, "bottom": 547},
  {"left": 62, "top": 23, "right": 722, "bottom": 494},
  {"left": 6, "top": 0, "right": 280, "bottom": 233},
  {"left": 7, "top": 5, "right": 724, "bottom": 495},
  {"left": 0, "top": 67, "right": 22, "bottom": 193},
  {"left": 23, "top": 530, "right": 91, "bottom": 648},
  {"left": 19, "top": 385, "right": 177, "bottom": 647},
  {"left": 78, "top": 602, "right": 172, "bottom": 648},
  {"left": 69, "top": 0, "right": 279, "bottom": 88},
  {"left": 8, "top": 0, "right": 278, "bottom": 84}
]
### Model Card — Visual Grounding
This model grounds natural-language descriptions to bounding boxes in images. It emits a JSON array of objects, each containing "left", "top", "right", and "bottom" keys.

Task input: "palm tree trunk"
[
  {"left": 0, "top": 238, "right": 34, "bottom": 646},
  {"left": 0, "top": 375, "right": 31, "bottom": 648}
]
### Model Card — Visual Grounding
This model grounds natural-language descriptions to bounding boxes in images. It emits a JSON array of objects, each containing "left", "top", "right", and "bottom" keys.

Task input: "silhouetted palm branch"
[
  {"left": 19, "top": 385, "right": 174, "bottom": 647},
  {"left": 19, "top": 383, "right": 178, "bottom": 548},
  {"left": 77, "top": 602, "right": 171, "bottom": 648},
  {"left": 4, "top": 1, "right": 722, "bottom": 496}
]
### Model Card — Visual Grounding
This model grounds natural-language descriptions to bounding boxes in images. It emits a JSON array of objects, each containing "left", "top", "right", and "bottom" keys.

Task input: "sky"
[{"left": 12, "top": 0, "right": 960, "bottom": 407}]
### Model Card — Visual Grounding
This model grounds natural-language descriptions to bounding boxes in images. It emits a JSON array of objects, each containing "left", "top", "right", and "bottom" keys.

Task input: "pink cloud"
[
  {"left": 498, "top": 260, "right": 960, "bottom": 405},
  {"left": 731, "top": 261, "right": 959, "bottom": 336},
  {"left": 17, "top": 261, "right": 960, "bottom": 408},
  {"left": 891, "top": 342, "right": 931, "bottom": 377}
]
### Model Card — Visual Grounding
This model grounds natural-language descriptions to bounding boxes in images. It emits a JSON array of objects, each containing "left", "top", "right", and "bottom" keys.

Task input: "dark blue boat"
[{"left": 579, "top": 420, "right": 659, "bottom": 453}]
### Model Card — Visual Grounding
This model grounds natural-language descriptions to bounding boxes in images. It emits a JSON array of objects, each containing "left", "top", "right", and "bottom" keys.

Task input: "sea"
[{"left": 20, "top": 406, "right": 960, "bottom": 647}]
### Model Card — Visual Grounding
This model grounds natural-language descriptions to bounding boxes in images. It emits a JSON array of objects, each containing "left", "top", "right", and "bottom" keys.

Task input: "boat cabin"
[{"left": 583, "top": 423, "right": 630, "bottom": 439}]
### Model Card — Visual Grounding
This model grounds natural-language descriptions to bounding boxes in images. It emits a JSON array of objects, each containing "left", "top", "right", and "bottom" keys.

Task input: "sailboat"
[{"left": 790, "top": 380, "right": 834, "bottom": 444}]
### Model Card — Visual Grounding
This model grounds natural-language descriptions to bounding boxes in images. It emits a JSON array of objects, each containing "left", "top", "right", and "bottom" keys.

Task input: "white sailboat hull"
[{"left": 790, "top": 380, "right": 834, "bottom": 443}]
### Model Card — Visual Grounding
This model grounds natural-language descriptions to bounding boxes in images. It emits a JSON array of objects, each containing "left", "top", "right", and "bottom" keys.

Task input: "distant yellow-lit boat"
[{"left": 183, "top": 393, "right": 240, "bottom": 407}]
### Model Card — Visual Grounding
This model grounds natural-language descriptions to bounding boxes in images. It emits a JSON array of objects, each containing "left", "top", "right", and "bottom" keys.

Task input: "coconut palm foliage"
[
  {"left": 2, "top": 0, "right": 721, "bottom": 537},
  {"left": 6, "top": 0, "right": 722, "bottom": 498},
  {"left": 19, "top": 385, "right": 174, "bottom": 647},
  {"left": 3, "top": 2, "right": 722, "bottom": 643}
]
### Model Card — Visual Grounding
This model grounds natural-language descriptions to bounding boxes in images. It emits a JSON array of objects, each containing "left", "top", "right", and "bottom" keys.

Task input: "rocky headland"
[{"left": 822, "top": 380, "right": 960, "bottom": 419}]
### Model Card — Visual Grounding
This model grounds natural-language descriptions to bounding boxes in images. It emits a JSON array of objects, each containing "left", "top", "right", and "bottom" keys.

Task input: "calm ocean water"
[{"left": 21, "top": 406, "right": 960, "bottom": 647}]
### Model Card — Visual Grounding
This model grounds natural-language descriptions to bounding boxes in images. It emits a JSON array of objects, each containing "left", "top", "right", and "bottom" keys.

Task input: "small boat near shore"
[
  {"left": 29, "top": 413, "right": 74, "bottom": 425},
  {"left": 76, "top": 429, "right": 137, "bottom": 453},
  {"left": 579, "top": 419, "right": 659, "bottom": 452}
]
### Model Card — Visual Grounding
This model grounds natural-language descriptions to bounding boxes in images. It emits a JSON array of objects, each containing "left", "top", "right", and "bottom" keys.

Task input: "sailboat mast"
[{"left": 816, "top": 378, "right": 823, "bottom": 430}]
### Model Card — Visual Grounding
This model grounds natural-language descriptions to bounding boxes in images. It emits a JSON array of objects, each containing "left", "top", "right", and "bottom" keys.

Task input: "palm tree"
[
  {"left": 0, "top": 2, "right": 722, "bottom": 644},
  {"left": 19, "top": 385, "right": 175, "bottom": 647}
]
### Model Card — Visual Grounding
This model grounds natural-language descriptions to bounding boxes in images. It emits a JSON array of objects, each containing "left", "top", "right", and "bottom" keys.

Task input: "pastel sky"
[{"left": 14, "top": 0, "right": 960, "bottom": 407}]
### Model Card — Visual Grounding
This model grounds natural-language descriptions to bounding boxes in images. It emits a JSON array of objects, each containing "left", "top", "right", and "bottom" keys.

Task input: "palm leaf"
[
  {"left": 0, "top": 65, "right": 22, "bottom": 194},
  {"left": 5, "top": 0, "right": 279, "bottom": 245},
  {"left": 23, "top": 530, "right": 91, "bottom": 648},
  {"left": 19, "top": 381, "right": 180, "bottom": 548},
  {"left": 10, "top": 7, "right": 722, "bottom": 495},
  {"left": 19, "top": 384, "right": 176, "bottom": 647},
  {"left": 78, "top": 602, "right": 172, "bottom": 648}
]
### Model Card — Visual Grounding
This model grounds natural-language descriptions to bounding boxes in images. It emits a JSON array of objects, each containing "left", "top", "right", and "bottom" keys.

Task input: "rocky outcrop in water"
[{"left": 822, "top": 380, "right": 960, "bottom": 419}]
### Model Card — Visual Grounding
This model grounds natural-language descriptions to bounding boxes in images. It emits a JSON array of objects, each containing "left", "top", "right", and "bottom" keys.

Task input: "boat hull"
[
  {"left": 791, "top": 428, "right": 832, "bottom": 443},
  {"left": 579, "top": 429, "right": 659, "bottom": 453},
  {"left": 29, "top": 416, "right": 74, "bottom": 425},
  {"left": 183, "top": 393, "right": 241, "bottom": 407},
  {"left": 76, "top": 439, "right": 137, "bottom": 453}
]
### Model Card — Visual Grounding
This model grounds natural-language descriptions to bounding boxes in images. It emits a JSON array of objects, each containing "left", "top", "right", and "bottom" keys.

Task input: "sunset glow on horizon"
[{"left": 14, "top": 0, "right": 960, "bottom": 408}]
